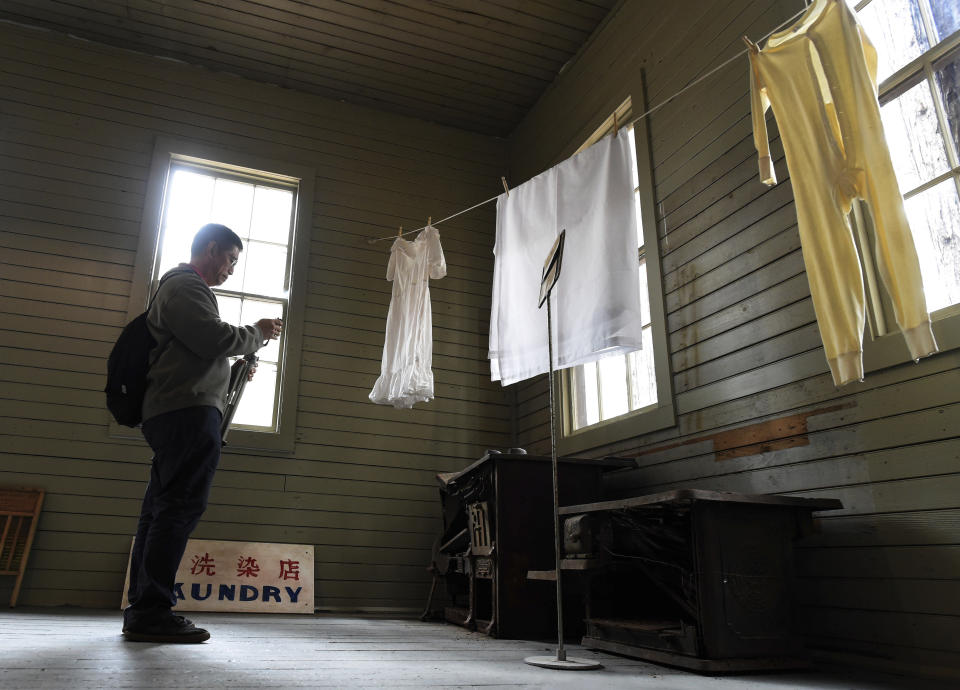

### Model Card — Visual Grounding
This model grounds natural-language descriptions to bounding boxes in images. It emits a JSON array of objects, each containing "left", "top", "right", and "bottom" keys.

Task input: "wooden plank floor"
[{"left": 0, "top": 608, "right": 948, "bottom": 689}]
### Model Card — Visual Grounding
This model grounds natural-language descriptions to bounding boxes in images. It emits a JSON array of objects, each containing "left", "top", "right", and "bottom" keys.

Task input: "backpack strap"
[
  {"left": 147, "top": 267, "right": 193, "bottom": 313},
  {"left": 143, "top": 268, "right": 193, "bottom": 366}
]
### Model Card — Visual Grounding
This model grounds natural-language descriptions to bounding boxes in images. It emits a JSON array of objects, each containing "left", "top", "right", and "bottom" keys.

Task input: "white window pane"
[
  {"left": 165, "top": 169, "right": 214, "bottom": 229},
  {"left": 638, "top": 257, "right": 651, "bottom": 326},
  {"left": 238, "top": 298, "right": 284, "bottom": 363},
  {"left": 905, "top": 178, "right": 960, "bottom": 313},
  {"left": 628, "top": 128, "right": 646, "bottom": 248},
  {"left": 858, "top": 0, "right": 931, "bottom": 83},
  {"left": 242, "top": 241, "right": 288, "bottom": 298},
  {"left": 158, "top": 170, "right": 214, "bottom": 275},
  {"left": 232, "top": 361, "right": 277, "bottom": 428},
  {"left": 597, "top": 354, "right": 628, "bottom": 421},
  {"left": 628, "top": 326, "right": 657, "bottom": 411},
  {"left": 250, "top": 186, "right": 294, "bottom": 243},
  {"left": 575, "top": 361, "right": 601, "bottom": 429},
  {"left": 930, "top": 0, "right": 960, "bottom": 42},
  {"left": 881, "top": 79, "right": 951, "bottom": 192},
  {"left": 626, "top": 127, "right": 640, "bottom": 188},
  {"left": 643, "top": 326, "right": 657, "bottom": 405},
  {"left": 569, "top": 367, "right": 584, "bottom": 430},
  {"left": 211, "top": 178, "right": 254, "bottom": 239},
  {"left": 634, "top": 194, "right": 643, "bottom": 245},
  {"left": 934, "top": 48, "right": 960, "bottom": 160},
  {"left": 157, "top": 230, "right": 190, "bottom": 278},
  {"left": 225, "top": 247, "right": 249, "bottom": 293},
  {"left": 217, "top": 295, "right": 242, "bottom": 327}
]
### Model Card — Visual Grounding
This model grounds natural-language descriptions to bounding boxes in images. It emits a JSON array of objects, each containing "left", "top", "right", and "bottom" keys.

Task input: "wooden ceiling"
[{"left": 0, "top": 0, "right": 619, "bottom": 136}]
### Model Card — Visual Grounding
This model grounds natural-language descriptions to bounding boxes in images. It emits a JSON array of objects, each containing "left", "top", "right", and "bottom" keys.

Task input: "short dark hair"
[{"left": 191, "top": 223, "right": 243, "bottom": 257}]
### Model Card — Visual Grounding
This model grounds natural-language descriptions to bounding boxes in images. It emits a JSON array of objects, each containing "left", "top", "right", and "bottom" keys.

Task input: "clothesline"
[
  {"left": 366, "top": 3, "right": 812, "bottom": 245},
  {"left": 365, "top": 193, "right": 501, "bottom": 244}
]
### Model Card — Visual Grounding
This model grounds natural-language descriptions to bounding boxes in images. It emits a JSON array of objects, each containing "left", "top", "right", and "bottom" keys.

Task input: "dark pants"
[{"left": 126, "top": 406, "right": 222, "bottom": 621}]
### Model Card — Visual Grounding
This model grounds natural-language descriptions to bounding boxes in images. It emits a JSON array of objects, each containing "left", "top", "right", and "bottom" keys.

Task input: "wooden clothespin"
[
  {"left": 613, "top": 112, "right": 619, "bottom": 136},
  {"left": 742, "top": 35, "right": 758, "bottom": 52},
  {"left": 501, "top": 176, "right": 510, "bottom": 197},
  {"left": 428, "top": 216, "right": 432, "bottom": 228},
  {"left": 397, "top": 225, "right": 403, "bottom": 238}
]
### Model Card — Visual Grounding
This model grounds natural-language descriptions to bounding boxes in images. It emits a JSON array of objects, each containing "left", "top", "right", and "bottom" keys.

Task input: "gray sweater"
[{"left": 143, "top": 265, "right": 263, "bottom": 422}]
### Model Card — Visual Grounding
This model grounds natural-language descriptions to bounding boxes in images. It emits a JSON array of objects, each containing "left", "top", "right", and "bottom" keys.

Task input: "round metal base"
[{"left": 523, "top": 655, "right": 603, "bottom": 671}]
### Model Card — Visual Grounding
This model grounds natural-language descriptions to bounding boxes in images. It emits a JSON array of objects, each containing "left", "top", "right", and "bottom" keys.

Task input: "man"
[{"left": 123, "top": 223, "right": 283, "bottom": 643}]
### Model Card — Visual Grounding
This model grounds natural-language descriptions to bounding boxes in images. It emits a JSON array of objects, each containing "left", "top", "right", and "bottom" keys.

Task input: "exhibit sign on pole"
[{"left": 524, "top": 229, "right": 602, "bottom": 672}]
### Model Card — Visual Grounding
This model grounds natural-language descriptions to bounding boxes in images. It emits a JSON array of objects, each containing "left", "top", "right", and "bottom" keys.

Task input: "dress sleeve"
[
  {"left": 386, "top": 245, "right": 397, "bottom": 282},
  {"left": 427, "top": 228, "right": 447, "bottom": 280},
  {"left": 748, "top": 50, "right": 777, "bottom": 186}
]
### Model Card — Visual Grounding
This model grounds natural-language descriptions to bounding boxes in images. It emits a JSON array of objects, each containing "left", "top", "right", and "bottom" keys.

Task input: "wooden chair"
[{"left": 0, "top": 487, "right": 45, "bottom": 607}]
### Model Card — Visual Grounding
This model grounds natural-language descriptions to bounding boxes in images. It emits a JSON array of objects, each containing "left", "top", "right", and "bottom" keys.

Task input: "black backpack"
[{"left": 104, "top": 274, "right": 175, "bottom": 427}]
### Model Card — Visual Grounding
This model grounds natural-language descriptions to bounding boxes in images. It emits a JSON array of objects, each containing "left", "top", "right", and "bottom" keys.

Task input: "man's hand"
[
  {"left": 256, "top": 318, "right": 283, "bottom": 341},
  {"left": 247, "top": 363, "right": 257, "bottom": 382}
]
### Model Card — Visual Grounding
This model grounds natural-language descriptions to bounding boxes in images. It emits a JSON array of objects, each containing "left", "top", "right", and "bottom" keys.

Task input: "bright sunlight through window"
[
  {"left": 155, "top": 162, "right": 296, "bottom": 431},
  {"left": 851, "top": 0, "right": 960, "bottom": 314}
]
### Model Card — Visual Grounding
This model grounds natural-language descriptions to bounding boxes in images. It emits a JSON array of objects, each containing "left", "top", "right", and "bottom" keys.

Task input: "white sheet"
[{"left": 489, "top": 128, "right": 643, "bottom": 385}]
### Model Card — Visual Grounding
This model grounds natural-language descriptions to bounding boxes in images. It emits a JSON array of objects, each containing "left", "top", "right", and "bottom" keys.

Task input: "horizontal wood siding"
[
  {"left": 0, "top": 21, "right": 510, "bottom": 612},
  {"left": 508, "top": 0, "right": 960, "bottom": 678}
]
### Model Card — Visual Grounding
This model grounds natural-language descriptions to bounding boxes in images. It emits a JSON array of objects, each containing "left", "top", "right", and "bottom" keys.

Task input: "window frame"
[
  {"left": 159, "top": 158, "right": 296, "bottom": 434},
  {"left": 849, "top": 0, "right": 960, "bottom": 375},
  {"left": 108, "top": 137, "right": 314, "bottom": 453},
  {"left": 557, "top": 83, "right": 676, "bottom": 456}
]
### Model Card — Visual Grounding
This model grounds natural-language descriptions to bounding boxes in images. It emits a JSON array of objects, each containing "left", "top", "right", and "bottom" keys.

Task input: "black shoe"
[{"left": 123, "top": 613, "right": 210, "bottom": 643}]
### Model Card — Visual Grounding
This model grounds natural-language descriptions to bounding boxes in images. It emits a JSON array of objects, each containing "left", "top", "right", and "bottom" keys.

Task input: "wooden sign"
[{"left": 122, "top": 538, "right": 314, "bottom": 614}]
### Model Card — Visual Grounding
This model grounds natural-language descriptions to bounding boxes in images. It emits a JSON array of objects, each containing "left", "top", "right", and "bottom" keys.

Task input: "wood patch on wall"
[
  {"left": 638, "top": 403, "right": 855, "bottom": 462},
  {"left": 122, "top": 539, "right": 314, "bottom": 614}
]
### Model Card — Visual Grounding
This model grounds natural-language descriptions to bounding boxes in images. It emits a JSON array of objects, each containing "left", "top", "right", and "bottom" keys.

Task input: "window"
[
  {"left": 849, "top": 0, "right": 960, "bottom": 340},
  {"left": 567, "top": 123, "right": 657, "bottom": 432},
  {"left": 153, "top": 160, "right": 296, "bottom": 431},
  {"left": 560, "top": 97, "right": 675, "bottom": 452},
  {"left": 114, "top": 138, "right": 313, "bottom": 452}
]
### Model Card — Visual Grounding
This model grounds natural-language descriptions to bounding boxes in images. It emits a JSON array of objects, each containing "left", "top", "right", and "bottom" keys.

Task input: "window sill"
[
  {"left": 864, "top": 308, "right": 960, "bottom": 375},
  {"left": 558, "top": 400, "right": 675, "bottom": 456},
  {"left": 107, "top": 419, "right": 296, "bottom": 454}
]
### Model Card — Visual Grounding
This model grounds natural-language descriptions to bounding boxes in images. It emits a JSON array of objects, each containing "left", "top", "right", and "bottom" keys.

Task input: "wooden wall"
[
  {"left": 0, "top": 21, "right": 510, "bottom": 612},
  {"left": 508, "top": 0, "right": 960, "bottom": 678}
]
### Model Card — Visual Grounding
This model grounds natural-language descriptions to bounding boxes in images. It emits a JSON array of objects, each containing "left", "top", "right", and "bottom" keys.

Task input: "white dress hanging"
[
  {"left": 489, "top": 128, "right": 644, "bottom": 386},
  {"left": 369, "top": 225, "right": 447, "bottom": 408}
]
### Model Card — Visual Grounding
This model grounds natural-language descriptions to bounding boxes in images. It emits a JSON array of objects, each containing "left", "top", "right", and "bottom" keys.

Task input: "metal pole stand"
[{"left": 524, "top": 230, "right": 601, "bottom": 672}]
